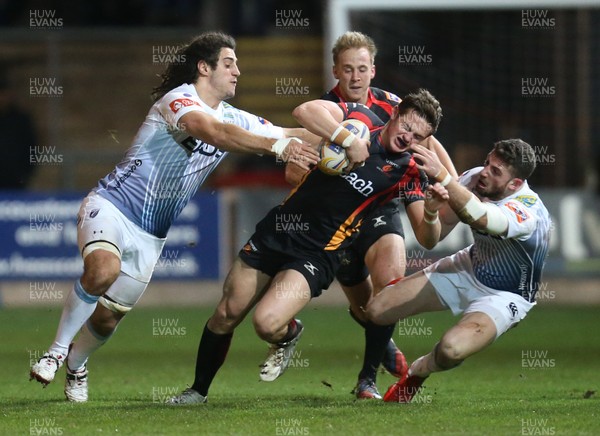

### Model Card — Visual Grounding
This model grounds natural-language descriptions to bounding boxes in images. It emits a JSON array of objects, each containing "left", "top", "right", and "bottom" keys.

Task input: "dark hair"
[
  {"left": 396, "top": 88, "right": 442, "bottom": 135},
  {"left": 151, "top": 32, "right": 236, "bottom": 101},
  {"left": 492, "top": 139, "right": 537, "bottom": 180}
]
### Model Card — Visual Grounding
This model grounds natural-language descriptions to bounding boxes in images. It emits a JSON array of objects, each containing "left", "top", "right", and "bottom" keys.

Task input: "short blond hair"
[{"left": 332, "top": 31, "right": 377, "bottom": 65}]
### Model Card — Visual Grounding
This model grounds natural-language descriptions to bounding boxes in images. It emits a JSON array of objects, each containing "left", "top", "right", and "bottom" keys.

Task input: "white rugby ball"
[{"left": 317, "top": 119, "right": 370, "bottom": 176}]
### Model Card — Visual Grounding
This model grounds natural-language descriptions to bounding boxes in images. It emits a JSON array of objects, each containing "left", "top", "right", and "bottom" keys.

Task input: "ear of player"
[{"left": 318, "top": 119, "right": 370, "bottom": 176}]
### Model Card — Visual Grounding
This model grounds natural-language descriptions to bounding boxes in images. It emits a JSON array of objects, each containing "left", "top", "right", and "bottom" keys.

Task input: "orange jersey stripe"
[{"left": 325, "top": 181, "right": 401, "bottom": 250}]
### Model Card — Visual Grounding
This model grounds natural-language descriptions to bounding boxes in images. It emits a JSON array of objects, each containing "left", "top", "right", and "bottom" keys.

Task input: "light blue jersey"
[
  {"left": 94, "top": 84, "right": 283, "bottom": 237},
  {"left": 460, "top": 168, "right": 552, "bottom": 302}
]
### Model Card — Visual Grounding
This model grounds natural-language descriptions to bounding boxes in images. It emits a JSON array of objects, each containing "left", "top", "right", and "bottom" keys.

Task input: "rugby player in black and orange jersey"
[
  {"left": 168, "top": 89, "right": 448, "bottom": 405},
  {"left": 286, "top": 32, "right": 458, "bottom": 399}
]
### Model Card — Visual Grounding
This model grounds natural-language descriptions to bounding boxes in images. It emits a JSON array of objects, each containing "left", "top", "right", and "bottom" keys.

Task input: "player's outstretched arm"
[
  {"left": 283, "top": 128, "right": 322, "bottom": 150},
  {"left": 282, "top": 127, "right": 322, "bottom": 186},
  {"left": 411, "top": 143, "right": 509, "bottom": 236},
  {"left": 180, "top": 111, "right": 319, "bottom": 170}
]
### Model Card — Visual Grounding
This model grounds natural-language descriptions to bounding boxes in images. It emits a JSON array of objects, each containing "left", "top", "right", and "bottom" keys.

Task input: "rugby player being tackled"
[{"left": 169, "top": 89, "right": 448, "bottom": 404}]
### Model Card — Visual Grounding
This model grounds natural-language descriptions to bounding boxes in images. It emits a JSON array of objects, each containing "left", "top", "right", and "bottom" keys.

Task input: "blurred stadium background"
[{"left": 0, "top": 0, "right": 599, "bottom": 309}]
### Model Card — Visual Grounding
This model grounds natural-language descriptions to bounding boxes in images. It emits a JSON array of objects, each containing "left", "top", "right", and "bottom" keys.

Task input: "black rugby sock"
[
  {"left": 348, "top": 306, "right": 369, "bottom": 328},
  {"left": 191, "top": 322, "right": 233, "bottom": 397},
  {"left": 358, "top": 321, "right": 395, "bottom": 381}
]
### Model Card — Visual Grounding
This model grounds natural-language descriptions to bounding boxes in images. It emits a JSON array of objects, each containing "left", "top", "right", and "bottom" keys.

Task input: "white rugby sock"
[
  {"left": 67, "top": 321, "right": 112, "bottom": 371},
  {"left": 408, "top": 351, "right": 441, "bottom": 378},
  {"left": 48, "top": 280, "right": 99, "bottom": 357}
]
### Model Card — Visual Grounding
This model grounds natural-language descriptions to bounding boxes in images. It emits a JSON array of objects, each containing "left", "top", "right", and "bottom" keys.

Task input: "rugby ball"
[{"left": 317, "top": 119, "right": 370, "bottom": 176}]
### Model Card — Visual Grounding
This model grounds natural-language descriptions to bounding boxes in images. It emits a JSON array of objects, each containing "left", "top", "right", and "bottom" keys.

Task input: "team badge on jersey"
[
  {"left": 169, "top": 98, "right": 200, "bottom": 113},
  {"left": 257, "top": 117, "right": 273, "bottom": 125},
  {"left": 242, "top": 240, "right": 258, "bottom": 254},
  {"left": 505, "top": 201, "right": 531, "bottom": 223},
  {"left": 515, "top": 195, "right": 537, "bottom": 207}
]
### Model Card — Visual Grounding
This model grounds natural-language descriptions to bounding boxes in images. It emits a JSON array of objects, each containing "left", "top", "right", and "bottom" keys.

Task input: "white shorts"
[
  {"left": 424, "top": 247, "right": 536, "bottom": 339},
  {"left": 77, "top": 192, "right": 166, "bottom": 305}
]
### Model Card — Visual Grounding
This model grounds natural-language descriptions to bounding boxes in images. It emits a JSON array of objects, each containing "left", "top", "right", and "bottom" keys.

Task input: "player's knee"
[
  {"left": 437, "top": 336, "right": 466, "bottom": 363},
  {"left": 210, "top": 300, "right": 244, "bottom": 333},
  {"left": 81, "top": 254, "right": 120, "bottom": 295},
  {"left": 438, "top": 324, "right": 484, "bottom": 363},
  {"left": 252, "top": 312, "right": 282, "bottom": 342}
]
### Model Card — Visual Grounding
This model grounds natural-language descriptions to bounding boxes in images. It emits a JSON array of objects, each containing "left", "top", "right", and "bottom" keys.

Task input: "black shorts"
[
  {"left": 335, "top": 199, "right": 405, "bottom": 287},
  {"left": 239, "top": 231, "right": 342, "bottom": 298}
]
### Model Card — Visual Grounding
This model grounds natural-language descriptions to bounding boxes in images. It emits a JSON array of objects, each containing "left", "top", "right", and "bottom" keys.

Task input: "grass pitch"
[{"left": 1, "top": 304, "right": 598, "bottom": 435}]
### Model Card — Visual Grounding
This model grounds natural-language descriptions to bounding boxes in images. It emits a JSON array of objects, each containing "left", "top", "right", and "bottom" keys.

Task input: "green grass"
[{"left": 1, "top": 305, "right": 598, "bottom": 435}]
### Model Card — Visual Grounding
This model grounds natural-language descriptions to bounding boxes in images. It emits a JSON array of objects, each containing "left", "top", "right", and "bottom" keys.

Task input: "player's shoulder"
[
  {"left": 158, "top": 83, "right": 201, "bottom": 109},
  {"left": 369, "top": 87, "right": 401, "bottom": 105},
  {"left": 505, "top": 183, "right": 549, "bottom": 219},
  {"left": 161, "top": 83, "right": 196, "bottom": 100}
]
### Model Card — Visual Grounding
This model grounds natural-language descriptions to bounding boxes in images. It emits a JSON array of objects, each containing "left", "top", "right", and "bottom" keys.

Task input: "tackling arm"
[
  {"left": 179, "top": 111, "right": 318, "bottom": 170},
  {"left": 283, "top": 127, "right": 322, "bottom": 186},
  {"left": 411, "top": 144, "right": 508, "bottom": 236}
]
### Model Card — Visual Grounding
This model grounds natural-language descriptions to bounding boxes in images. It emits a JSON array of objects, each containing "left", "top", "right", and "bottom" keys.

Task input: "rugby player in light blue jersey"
[
  {"left": 29, "top": 32, "right": 326, "bottom": 402},
  {"left": 365, "top": 139, "right": 552, "bottom": 403}
]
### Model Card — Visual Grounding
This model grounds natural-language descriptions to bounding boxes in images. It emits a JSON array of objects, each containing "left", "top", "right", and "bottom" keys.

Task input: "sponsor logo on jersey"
[
  {"left": 515, "top": 195, "right": 537, "bottom": 207},
  {"left": 340, "top": 172, "right": 374, "bottom": 197},
  {"left": 372, "top": 216, "right": 386, "bottom": 227},
  {"left": 169, "top": 98, "right": 200, "bottom": 114},
  {"left": 303, "top": 261, "right": 319, "bottom": 275},
  {"left": 505, "top": 201, "right": 531, "bottom": 223},
  {"left": 507, "top": 302, "right": 518, "bottom": 318},
  {"left": 115, "top": 159, "right": 142, "bottom": 188}
]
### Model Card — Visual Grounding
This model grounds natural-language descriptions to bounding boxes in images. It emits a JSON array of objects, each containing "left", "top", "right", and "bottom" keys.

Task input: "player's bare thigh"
[
  {"left": 253, "top": 269, "right": 311, "bottom": 343},
  {"left": 363, "top": 233, "right": 407, "bottom": 292},
  {"left": 208, "top": 257, "right": 271, "bottom": 334},
  {"left": 366, "top": 270, "right": 446, "bottom": 325},
  {"left": 342, "top": 233, "right": 407, "bottom": 322}
]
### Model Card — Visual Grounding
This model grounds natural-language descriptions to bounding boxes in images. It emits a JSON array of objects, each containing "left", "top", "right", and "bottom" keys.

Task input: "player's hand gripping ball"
[{"left": 317, "top": 119, "right": 370, "bottom": 176}]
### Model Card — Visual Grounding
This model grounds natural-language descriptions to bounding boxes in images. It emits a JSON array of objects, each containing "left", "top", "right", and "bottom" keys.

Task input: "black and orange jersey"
[
  {"left": 254, "top": 103, "right": 427, "bottom": 253},
  {"left": 322, "top": 85, "right": 401, "bottom": 123}
]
